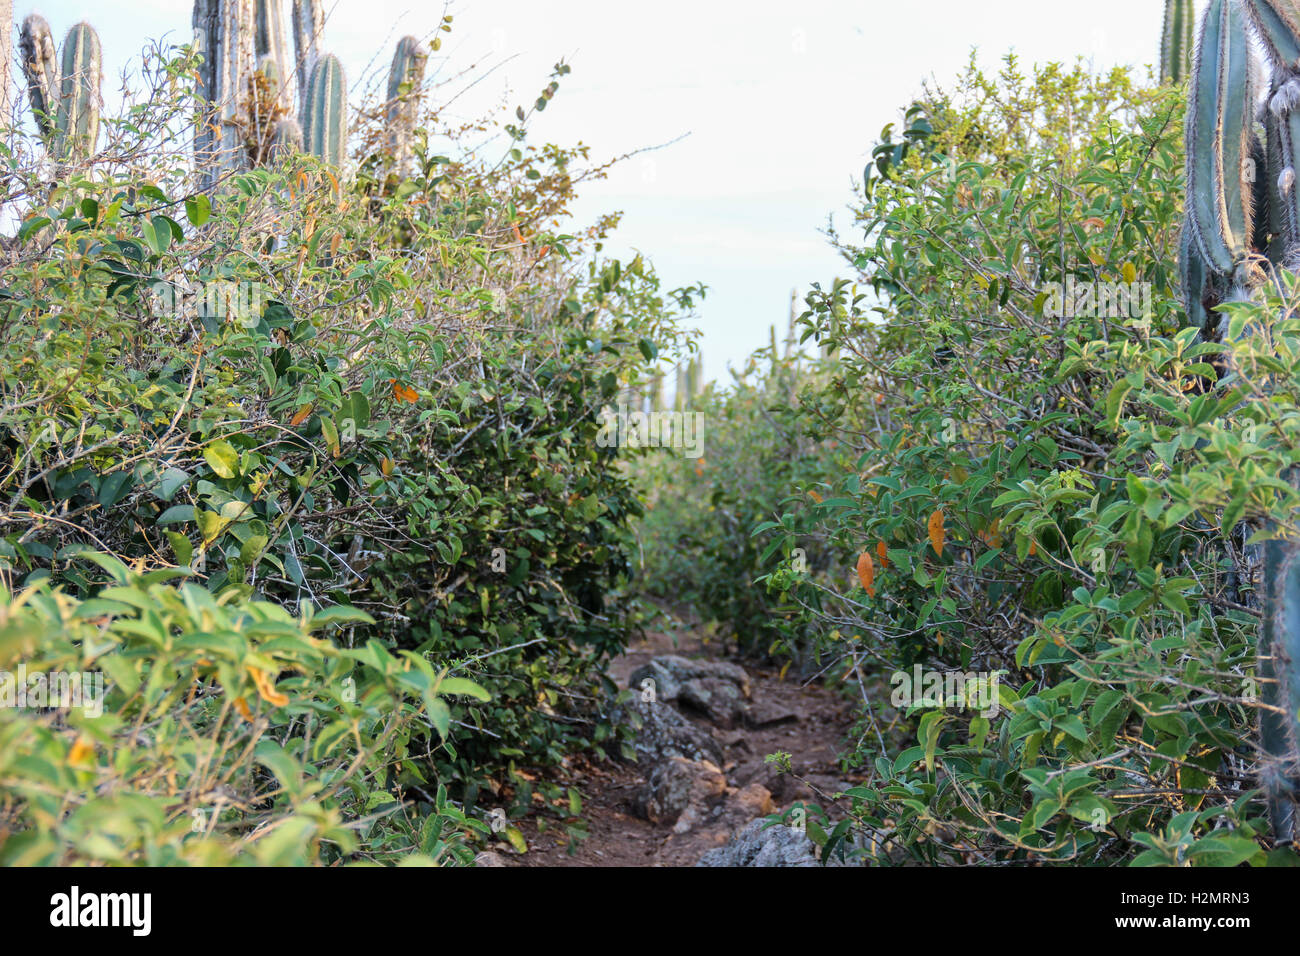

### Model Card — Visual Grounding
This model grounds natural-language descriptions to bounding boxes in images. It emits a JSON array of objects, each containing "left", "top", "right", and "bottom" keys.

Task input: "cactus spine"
[
  {"left": 386, "top": 36, "right": 427, "bottom": 175},
  {"left": 53, "top": 22, "right": 101, "bottom": 159},
  {"left": 1184, "top": 0, "right": 1300, "bottom": 842},
  {"left": 18, "top": 15, "right": 59, "bottom": 140},
  {"left": 1161, "top": 0, "right": 1195, "bottom": 84},
  {"left": 303, "top": 53, "right": 346, "bottom": 167}
]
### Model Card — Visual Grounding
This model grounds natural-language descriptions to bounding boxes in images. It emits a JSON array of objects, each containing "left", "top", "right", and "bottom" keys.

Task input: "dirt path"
[{"left": 496, "top": 620, "right": 861, "bottom": 867}]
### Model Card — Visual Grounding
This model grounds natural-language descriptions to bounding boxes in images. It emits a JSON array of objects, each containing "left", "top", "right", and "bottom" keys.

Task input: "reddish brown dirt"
[{"left": 495, "top": 622, "right": 861, "bottom": 867}]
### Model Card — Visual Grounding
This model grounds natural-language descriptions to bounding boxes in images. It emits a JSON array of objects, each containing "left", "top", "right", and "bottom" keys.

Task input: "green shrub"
[
  {"left": 0, "top": 44, "right": 695, "bottom": 860},
  {"left": 0, "top": 553, "right": 487, "bottom": 865}
]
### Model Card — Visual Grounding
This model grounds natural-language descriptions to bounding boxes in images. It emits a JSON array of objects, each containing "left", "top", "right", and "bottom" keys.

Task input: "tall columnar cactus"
[
  {"left": 193, "top": 0, "right": 256, "bottom": 190},
  {"left": 1183, "top": 0, "right": 1300, "bottom": 843},
  {"left": 1162, "top": 0, "right": 1196, "bottom": 84},
  {"left": 303, "top": 53, "right": 347, "bottom": 168},
  {"left": 18, "top": 14, "right": 59, "bottom": 141},
  {"left": 53, "top": 22, "right": 101, "bottom": 159},
  {"left": 0, "top": 0, "right": 12, "bottom": 127},
  {"left": 254, "top": 0, "right": 294, "bottom": 114},
  {"left": 386, "top": 36, "right": 427, "bottom": 174},
  {"left": 290, "top": 0, "right": 324, "bottom": 118}
]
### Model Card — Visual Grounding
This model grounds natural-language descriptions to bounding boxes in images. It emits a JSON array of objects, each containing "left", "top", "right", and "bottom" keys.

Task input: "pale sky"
[{"left": 17, "top": 1, "right": 1175, "bottom": 384}]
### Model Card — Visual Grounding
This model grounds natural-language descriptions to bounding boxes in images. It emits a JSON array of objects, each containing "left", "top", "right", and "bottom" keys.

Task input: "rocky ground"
[{"left": 481, "top": 622, "right": 867, "bottom": 867}]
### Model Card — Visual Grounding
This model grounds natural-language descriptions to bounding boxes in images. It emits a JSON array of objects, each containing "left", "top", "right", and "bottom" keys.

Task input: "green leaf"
[
  {"left": 185, "top": 194, "right": 211, "bottom": 228},
  {"left": 204, "top": 440, "right": 240, "bottom": 479}
]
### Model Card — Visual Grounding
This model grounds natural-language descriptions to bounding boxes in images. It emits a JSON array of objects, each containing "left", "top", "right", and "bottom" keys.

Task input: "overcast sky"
[{"left": 22, "top": 0, "right": 1175, "bottom": 384}]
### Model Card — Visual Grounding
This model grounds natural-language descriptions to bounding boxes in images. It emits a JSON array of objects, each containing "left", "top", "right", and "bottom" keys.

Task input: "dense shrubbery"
[
  {"left": 0, "top": 44, "right": 693, "bottom": 862},
  {"left": 641, "top": 57, "right": 1300, "bottom": 865}
]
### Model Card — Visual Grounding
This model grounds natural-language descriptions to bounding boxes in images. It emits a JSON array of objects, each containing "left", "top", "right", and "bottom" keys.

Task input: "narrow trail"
[{"left": 497, "top": 620, "right": 862, "bottom": 867}]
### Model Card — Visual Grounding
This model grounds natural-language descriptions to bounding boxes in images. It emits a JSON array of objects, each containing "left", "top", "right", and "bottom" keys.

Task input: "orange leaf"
[
  {"left": 856, "top": 552, "right": 875, "bottom": 597},
  {"left": 927, "top": 509, "right": 945, "bottom": 556},
  {"left": 876, "top": 540, "right": 889, "bottom": 569},
  {"left": 67, "top": 737, "right": 94, "bottom": 765},
  {"left": 1029, "top": 539, "right": 1038, "bottom": 557},
  {"left": 248, "top": 666, "right": 289, "bottom": 708},
  {"left": 233, "top": 696, "right": 253, "bottom": 721},
  {"left": 538, "top": 245, "right": 551, "bottom": 258},
  {"left": 329, "top": 233, "right": 342, "bottom": 258},
  {"left": 392, "top": 381, "right": 419, "bottom": 404},
  {"left": 511, "top": 222, "right": 525, "bottom": 244},
  {"left": 290, "top": 403, "right": 313, "bottom": 427},
  {"left": 381, "top": 457, "right": 395, "bottom": 476},
  {"left": 809, "top": 490, "right": 823, "bottom": 503}
]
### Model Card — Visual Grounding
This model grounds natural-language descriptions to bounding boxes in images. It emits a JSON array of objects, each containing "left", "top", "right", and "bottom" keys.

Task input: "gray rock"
[
  {"left": 627, "top": 655, "right": 752, "bottom": 704},
  {"left": 696, "top": 819, "right": 864, "bottom": 867},
  {"left": 631, "top": 756, "right": 726, "bottom": 827},
  {"left": 611, "top": 693, "right": 724, "bottom": 767},
  {"left": 679, "top": 676, "right": 748, "bottom": 728}
]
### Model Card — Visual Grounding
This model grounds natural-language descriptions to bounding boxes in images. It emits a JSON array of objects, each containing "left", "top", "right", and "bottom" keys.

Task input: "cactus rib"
[
  {"left": 1185, "top": 0, "right": 1257, "bottom": 281},
  {"left": 54, "top": 21, "right": 101, "bottom": 159},
  {"left": 1162, "top": 0, "right": 1195, "bottom": 84},
  {"left": 385, "top": 35, "right": 427, "bottom": 174},
  {"left": 303, "top": 52, "right": 346, "bottom": 167},
  {"left": 290, "top": 0, "right": 324, "bottom": 118}
]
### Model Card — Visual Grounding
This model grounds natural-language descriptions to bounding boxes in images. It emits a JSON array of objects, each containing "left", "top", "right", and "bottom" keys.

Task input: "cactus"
[
  {"left": 303, "top": 53, "right": 346, "bottom": 167},
  {"left": 193, "top": 0, "right": 256, "bottom": 189},
  {"left": 254, "top": 0, "right": 293, "bottom": 114},
  {"left": 18, "top": 14, "right": 59, "bottom": 141},
  {"left": 290, "top": 0, "right": 323, "bottom": 118},
  {"left": 1184, "top": 0, "right": 1300, "bottom": 843},
  {"left": 53, "top": 22, "right": 101, "bottom": 159},
  {"left": 1161, "top": 0, "right": 1196, "bottom": 84},
  {"left": 0, "top": 0, "right": 12, "bottom": 128},
  {"left": 385, "top": 36, "right": 427, "bottom": 175}
]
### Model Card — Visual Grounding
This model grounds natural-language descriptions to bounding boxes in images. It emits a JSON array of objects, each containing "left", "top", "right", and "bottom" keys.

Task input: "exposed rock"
[
  {"left": 632, "top": 757, "right": 727, "bottom": 827},
  {"left": 473, "top": 850, "right": 509, "bottom": 867},
  {"left": 743, "top": 701, "right": 799, "bottom": 728},
  {"left": 679, "top": 676, "right": 748, "bottom": 727},
  {"left": 732, "top": 782, "right": 775, "bottom": 819},
  {"left": 628, "top": 655, "right": 752, "bottom": 703},
  {"left": 611, "top": 694, "right": 724, "bottom": 767},
  {"left": 696, "top": 818, "right": 864, "bottom": 867}
]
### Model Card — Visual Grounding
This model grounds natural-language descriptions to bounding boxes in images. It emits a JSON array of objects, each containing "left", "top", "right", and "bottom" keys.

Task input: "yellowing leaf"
[
  {"left": 248, "top": 666, "right": 289, "bottom": 708},
  {"left": 204, "top": 439, "right": 240, "bottom": 479},
  {"left": 928, "top": 509, "right": 945, "bottom": 556},
  {"left": 233, "top": 696, "right": 253, "bottom": 721},
  {"left": 381, "top": 457, "right": 395, "bottom": 476},
  {"left": 67, "top": 737, "right": 94, "bottom": 765},
  {"left": 856, "top": 552, "right": 875, "bottom": 597},
  {"left": 1122, "top": 261, "right": 1138, "bottom": 284},
  {"left": 290, "top": 403, "right": 314, "bottom": 427}
]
